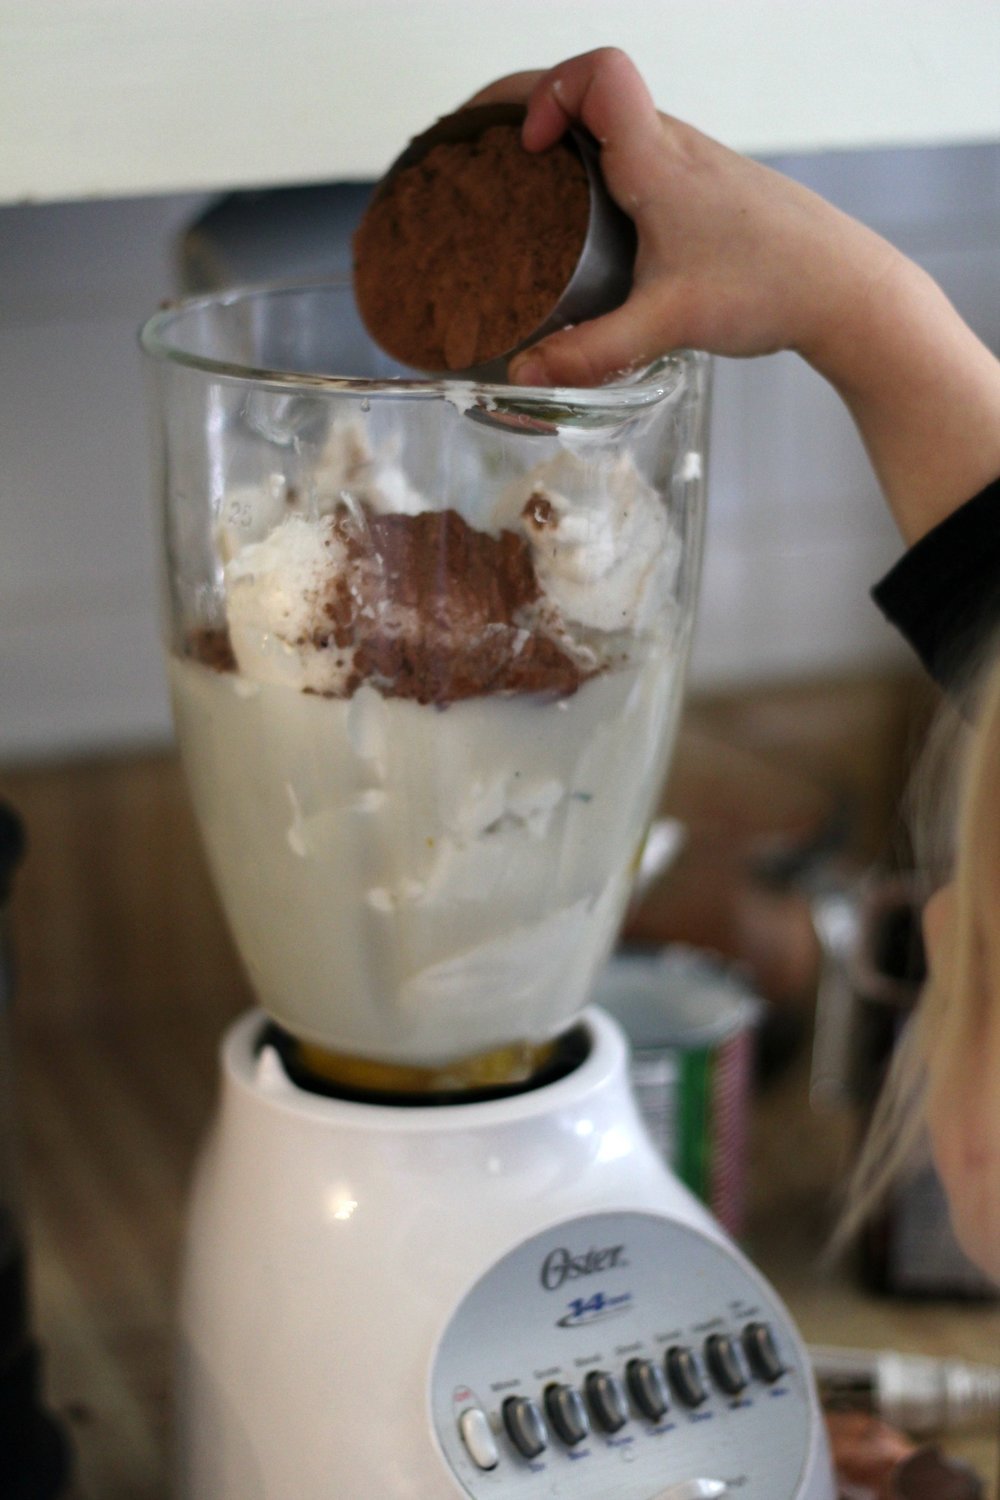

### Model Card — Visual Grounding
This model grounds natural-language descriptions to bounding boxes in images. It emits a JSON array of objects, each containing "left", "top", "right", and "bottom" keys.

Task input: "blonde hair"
[
  {"left": 924, "top": 648, "right": 1000, "bottom": 1060},
  {"left": 834, "top": 643, "right": 1000, "bottom": 1257}
]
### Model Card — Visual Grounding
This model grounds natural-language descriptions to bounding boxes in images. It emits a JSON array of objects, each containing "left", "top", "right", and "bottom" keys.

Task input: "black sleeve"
[{"left": 871, "top": 476, "right": 1000, "bottom": 695}]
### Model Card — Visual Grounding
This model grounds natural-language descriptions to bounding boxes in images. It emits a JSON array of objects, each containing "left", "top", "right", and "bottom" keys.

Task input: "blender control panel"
[{"left": 431, "top": 1212, "right": 815, "bottom": 1498}]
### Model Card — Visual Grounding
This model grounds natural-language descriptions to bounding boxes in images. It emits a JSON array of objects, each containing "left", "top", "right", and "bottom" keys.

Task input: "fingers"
[
  {"left": 508, "top": 285, "right": 675, "bottom": 389},
  {"left": 464, "top": 50, "right": 663, "bottom": 186},
  {"left": 521, "top": 48, "right": 663, "bottom": 162}
]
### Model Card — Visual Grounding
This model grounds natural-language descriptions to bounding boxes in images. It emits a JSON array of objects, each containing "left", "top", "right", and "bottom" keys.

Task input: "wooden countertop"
[{"left": 3, "top": 684, "right": 997, "bottom": 1497}]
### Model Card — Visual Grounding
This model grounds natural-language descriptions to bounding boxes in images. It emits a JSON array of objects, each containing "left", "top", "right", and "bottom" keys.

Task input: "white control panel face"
[{"left": 431, "top": 1212, "right": 813, "bottom": 1498}]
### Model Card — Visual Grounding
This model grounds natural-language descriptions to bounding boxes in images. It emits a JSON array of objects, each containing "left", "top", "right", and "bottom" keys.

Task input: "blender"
[{"left": 140, "top": 282, "right": 835, "bottom": 1499}]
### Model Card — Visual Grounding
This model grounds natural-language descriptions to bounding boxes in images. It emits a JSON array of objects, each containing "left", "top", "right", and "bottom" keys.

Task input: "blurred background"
[{"left": 1, "top": 4, "right": 999, "bottom": 1497}]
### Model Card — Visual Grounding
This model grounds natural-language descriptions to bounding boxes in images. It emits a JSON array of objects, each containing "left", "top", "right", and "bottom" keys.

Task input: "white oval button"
[{"left": 458, "top": 1407, "right": 499, "bottom": 1471}]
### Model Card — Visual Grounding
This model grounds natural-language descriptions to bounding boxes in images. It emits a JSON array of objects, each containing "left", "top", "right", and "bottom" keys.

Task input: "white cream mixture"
[{"left": 170, "top": 423, "right": 690, "bottom": 1062}]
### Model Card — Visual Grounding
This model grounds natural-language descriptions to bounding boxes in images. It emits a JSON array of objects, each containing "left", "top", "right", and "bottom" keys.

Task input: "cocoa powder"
[
  {"left": 188, "top": 505, "right": 592, "bottom": 706},
  {"left": 339, "top": 507, "right": 586, "bottom": 704},
  {"left": 353, "top": 124, "right": 590, "bottom": 372}
]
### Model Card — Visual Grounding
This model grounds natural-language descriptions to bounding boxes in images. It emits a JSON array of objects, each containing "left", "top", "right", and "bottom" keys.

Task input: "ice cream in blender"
[{"left": 169, "top": 418, "right": 691, "bottom": 1065}]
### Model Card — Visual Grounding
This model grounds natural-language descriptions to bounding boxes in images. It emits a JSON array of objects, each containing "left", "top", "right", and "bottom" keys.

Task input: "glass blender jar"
[
  {"left": 141, "top": 283, "right": 836, "bottom": 1500},
  {"left": 142, "top": 282, "right": 708, "bottom": 1092}
]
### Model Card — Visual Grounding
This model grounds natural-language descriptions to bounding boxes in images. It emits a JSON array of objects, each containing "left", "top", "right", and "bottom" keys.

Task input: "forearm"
[{"left": 801, "top": 239, "right": 1000, "bottom": 544}]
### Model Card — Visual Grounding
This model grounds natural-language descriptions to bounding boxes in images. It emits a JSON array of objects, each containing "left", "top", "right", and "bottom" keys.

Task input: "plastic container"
[{"left": 594, "top": 946, "right": 761, "bottom": 1236}]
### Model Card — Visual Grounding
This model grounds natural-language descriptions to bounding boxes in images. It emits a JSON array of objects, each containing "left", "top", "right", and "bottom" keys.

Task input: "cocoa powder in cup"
[{"left": 352, "top": 119, "right": 591, "bottom": 373}]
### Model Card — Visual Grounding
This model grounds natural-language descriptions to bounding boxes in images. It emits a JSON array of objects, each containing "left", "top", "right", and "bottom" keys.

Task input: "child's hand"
[
  {"left": 468, "top": 48, "right": 897, "bottom": 390},
  {"left": 470, "top": 48, "right": 1000, "bottom": 543}
]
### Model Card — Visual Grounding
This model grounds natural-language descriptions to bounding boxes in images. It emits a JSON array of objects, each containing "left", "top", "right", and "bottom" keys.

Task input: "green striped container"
[{"left": 594, "top": 947, "right": 761, "bottom": 1238}]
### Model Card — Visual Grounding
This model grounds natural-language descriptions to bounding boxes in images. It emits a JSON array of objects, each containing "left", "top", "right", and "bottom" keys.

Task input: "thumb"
[{"left": 508, "top": 287, "right": 678, "bottom": 388}]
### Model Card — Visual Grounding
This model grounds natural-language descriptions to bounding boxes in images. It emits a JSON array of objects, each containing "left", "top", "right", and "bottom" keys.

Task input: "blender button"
[
  {"left": 704, "top": 1333, "right": 749, "bottom": 1396},
  {"left": 458, "top": 1407, "right": 499, "bottom": 1470},
  {"left": 742, "top": 1321, "right": 786, "bottom": 1384},
  {"left": 584, "top": 1369, "right": 629, "bottom": 1432},
  {"left": 502, "top": 1395, "right": 548, "bottom": 1459},
  {"left": 666, "top": 1346, "right": 709, "bottom": 1408},
  {"left": 544, "top": 1382, "right": 591, "bottom": 1446},
  {"left": 626, "top": 1357, "right": 670, "bottom": 1421}
]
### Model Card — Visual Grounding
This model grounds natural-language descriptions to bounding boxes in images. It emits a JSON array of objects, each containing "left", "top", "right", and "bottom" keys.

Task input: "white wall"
[
  {"left": 4, "top": 1, "right": 999, "bottom": 203},
  {"left": 1, "top": 144, "right": 999, "bottom": 764}
]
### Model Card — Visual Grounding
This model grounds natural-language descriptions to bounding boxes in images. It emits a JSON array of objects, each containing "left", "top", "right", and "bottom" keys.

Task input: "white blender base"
[{"left": 175, "top": 1008, "right": 835, "bottom": 1499}]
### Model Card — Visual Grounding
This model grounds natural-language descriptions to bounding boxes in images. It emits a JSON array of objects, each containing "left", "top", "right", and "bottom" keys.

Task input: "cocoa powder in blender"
[
  {"left": 188, "top": 505, "right": 592, "bottom": 706},
  {"left": 329, "top": 507, "right": 589, "bottom": 704},
  {"left": 352, "top": 124, "right": 590, "bottom": 372}
]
